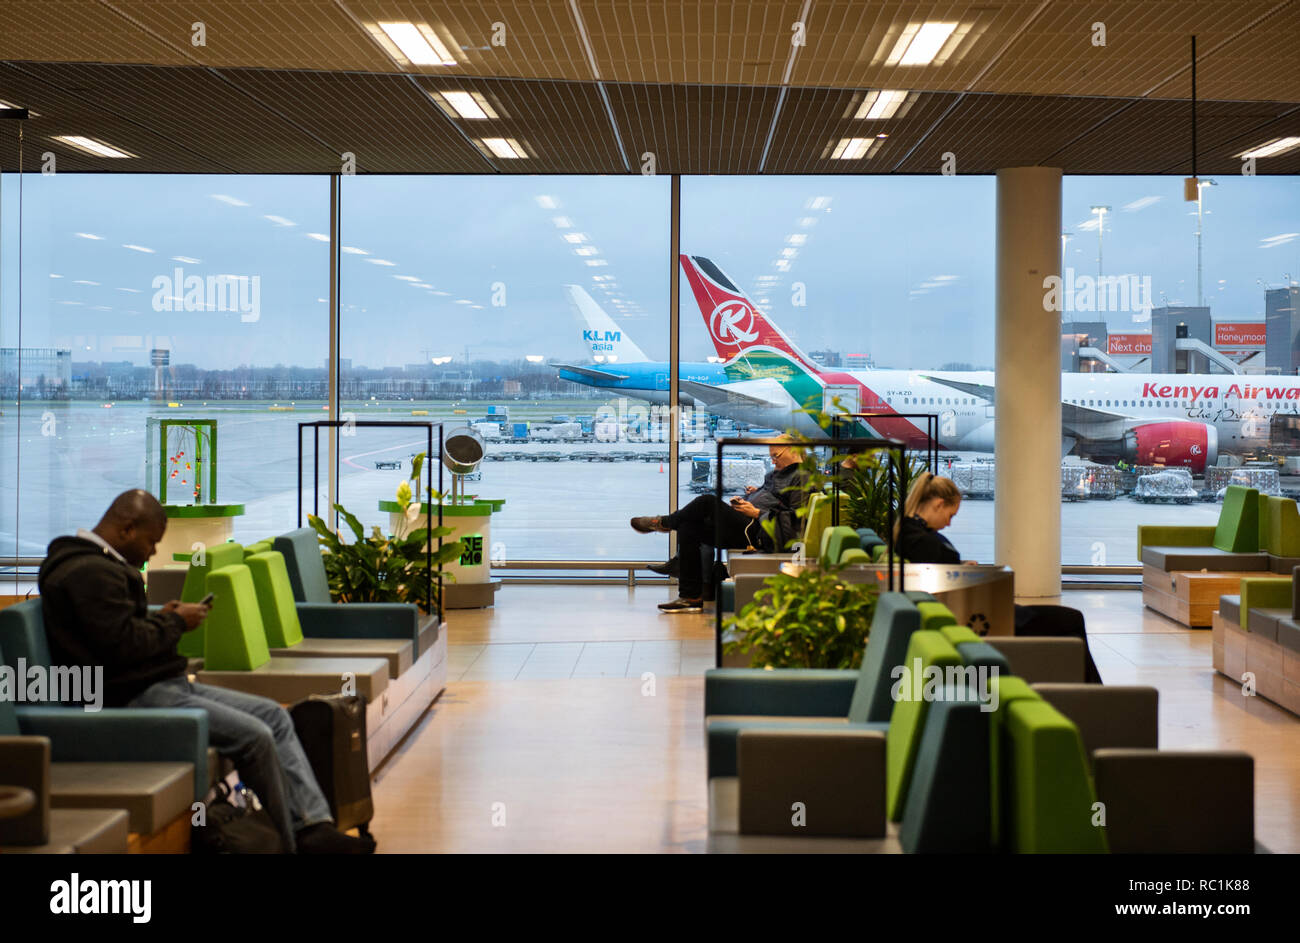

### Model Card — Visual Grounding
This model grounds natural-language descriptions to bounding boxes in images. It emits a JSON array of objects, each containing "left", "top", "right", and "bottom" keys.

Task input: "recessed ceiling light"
[
  {"left": 886, "top": 22, "right": 959, "bottom": 66},
  {"left": 831, "top": 137, "right": 872, "bottom": 159},
  {"left": 1240, "top": 137, "right": 1300, "bottom": 159},
  {"left": 53, "top": 135, "right": 134, "bottom": 158},
  {"left": 480, "top": 137, "right": 528, "bottom": 159},
  {"left": 371, "top": 21, "right": 457, "bottom": 66},
  {"left": 855, "top": 89, "right": 909, "bottom": 120},
  {"left": 0, "top": 99, "right": 38, "bottom": 117},
  {"left": 431, "top": 90, "right": 497, "bottom": 119}
]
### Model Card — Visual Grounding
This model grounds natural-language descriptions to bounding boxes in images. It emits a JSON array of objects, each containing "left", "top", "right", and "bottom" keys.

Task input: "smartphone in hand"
[{"left": 199, "top": 592, "right": 216, "bottom": 607}]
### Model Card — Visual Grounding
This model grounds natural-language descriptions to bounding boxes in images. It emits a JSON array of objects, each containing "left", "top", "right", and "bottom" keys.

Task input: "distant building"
[
  {"left": 1150, "top": 306, "right": 1211, "bottom": 373},
  {"left": 1265, "top": 286, "right": 1300, "bottom": 375},
  {"left": 844, "top": 353, "right": 871, "bottom": 370},
  {"left": 1062, "top": 320, "right": 1109, "bottom": 372},
  {"left": 0, "top": 347, "right": 72, "bottom": 397},
  {"left": 809, "top": 349, "right": 842, "bottom": 368}
]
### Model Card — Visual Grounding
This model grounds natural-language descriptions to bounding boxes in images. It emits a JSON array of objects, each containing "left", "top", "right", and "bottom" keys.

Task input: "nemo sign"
[
  {"left": 1107, "top": 334, "right": 1152, "bottom": 355},
  {"left": 1215, "top": 322, "right": 1265, "bottom": 348}
]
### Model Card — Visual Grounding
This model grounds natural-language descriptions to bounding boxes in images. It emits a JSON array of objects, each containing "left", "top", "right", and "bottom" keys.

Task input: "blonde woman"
[
  {"left": 893, "top": 471, "right": 1102, "bottom": 683},
  {"left": 895, "top": 472, "right": 969, "bottom": 565}
]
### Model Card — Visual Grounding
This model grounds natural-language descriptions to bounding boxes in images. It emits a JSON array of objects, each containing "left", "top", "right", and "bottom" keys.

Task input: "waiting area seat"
[
  {"left": 718, "top": 519, "right": 892, "bottom": 626},
  {"left": 0, "top": 621, "right": 208, "bottom": 854},
  {"left": 193, "top": 536, "right": 447, "bottom": 769},
  {"left": 247, "top": 550, "right": 414, "bottom": 678},
  {"left": 709, "top": 593, "right": 1258, "bottom": 853},
  {"left": 1213, "top": 569, "right": 1300, "bottom": 715},
  {"left": 1141, "top": 488, "right": 1300, "bottom": 627},
  {"left": 193, "top": 561, "right": 391, "bottom": 704},
  {"left": 722, "top": 492, "right": 846, "bottom": 578},
  {"left": 273, "top": 527, "right": 440, "bottom": 659}
]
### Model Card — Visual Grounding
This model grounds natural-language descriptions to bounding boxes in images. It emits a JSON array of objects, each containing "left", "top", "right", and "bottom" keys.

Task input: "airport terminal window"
[
  {"left": 338, "top": 175, "right": 670, "bottom": 563},
  {"left": 680, "top": 175, "right": 997, "bottom": 561},
  {"left": 1, "top": 173, "right": 330, "bottom": 560},
  {"left": 1062, "top": 175, "right": 1299, "bottom": 565}
]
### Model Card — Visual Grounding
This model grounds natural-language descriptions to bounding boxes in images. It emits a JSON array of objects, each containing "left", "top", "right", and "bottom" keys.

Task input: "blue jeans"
[{"left": 129, "top": 677, "right": 333, "bottom": 852}]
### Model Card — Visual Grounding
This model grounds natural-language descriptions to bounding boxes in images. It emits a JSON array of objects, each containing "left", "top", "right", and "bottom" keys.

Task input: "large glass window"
[
  {"left": 1061, "top": 175, "right": 1300, "bottom": 565},
  {"left": 1, "top": 173, "right": 329, "bottom": 563},
  {"left": 339, "top": 175, "right": 670, "bottom": 563},
  {"left": 680, "top": 175, "right": 997, "bottom": 561},
  {"left": 6, "top": 169, "right": 1294, "bottom": 572}
]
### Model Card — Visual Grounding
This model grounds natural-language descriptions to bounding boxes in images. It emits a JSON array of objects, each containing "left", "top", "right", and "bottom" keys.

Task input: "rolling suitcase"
[{"left": 289, "top": 693, "right": 374, "bottom": 837}]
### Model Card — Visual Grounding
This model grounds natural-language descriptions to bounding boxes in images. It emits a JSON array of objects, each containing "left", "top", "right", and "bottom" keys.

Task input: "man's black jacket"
[{"left": 37, "top": 535, "right": 189, "bottom": 707}]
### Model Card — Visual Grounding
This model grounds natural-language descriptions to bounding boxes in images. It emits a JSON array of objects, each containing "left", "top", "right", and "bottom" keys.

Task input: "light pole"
[
  {"left": 1196, "top": 178, "right": 1217, "bottom": 306},
  {"left": 1090, "top": 206, "right": 1111, "bottom": 278}
]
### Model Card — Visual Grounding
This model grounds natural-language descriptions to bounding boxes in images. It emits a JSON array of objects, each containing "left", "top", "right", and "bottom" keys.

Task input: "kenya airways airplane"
[{"left": 556, "top": 255, "right": 1297, "bottom": 472}]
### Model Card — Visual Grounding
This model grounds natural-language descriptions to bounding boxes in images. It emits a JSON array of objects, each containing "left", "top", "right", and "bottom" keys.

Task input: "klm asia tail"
[{"left": 565, "top": 284, "right": 649, "bottom": 363}]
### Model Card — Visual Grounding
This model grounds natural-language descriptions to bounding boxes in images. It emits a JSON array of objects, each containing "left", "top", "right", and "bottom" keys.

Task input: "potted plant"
[
  {"left": 724, "top": 563, "right": 878, "bottom": 669},
  {"left": 307, "top": 500, "right": 462, "bottom": 614}
]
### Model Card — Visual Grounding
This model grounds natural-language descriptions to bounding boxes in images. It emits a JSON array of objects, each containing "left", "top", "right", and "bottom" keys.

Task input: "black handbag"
[{"left": 191, "top": 781, "right": 285, "bottom": 854}]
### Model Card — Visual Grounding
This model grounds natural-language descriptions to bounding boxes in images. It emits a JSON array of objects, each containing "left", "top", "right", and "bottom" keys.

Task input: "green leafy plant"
[
  {"left": 839, "top": 450, "right": 925, "bottom": 537},
  {"left": 308, "top": 503, "right": 462, "bottom": 613},
  {"left": 776, "top": 403, "right": 926, "bottom": 539},
  {"left": 724, "top": 564, "right": 879, "bottom": 669}
]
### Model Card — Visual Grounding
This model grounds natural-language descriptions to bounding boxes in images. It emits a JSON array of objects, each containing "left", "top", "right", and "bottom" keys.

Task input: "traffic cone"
[{"left": 658, "top": 463, "right": 664, "bottom": 473}]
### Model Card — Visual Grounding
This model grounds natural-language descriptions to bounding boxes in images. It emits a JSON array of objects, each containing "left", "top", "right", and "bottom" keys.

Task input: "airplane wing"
[
  {"left": 552, "top": 362, "right": 630, "bottom": 382},
  {"left": 678, "top": 378, "right": 784, "bottom": 409},
  {"left": 919, "top": 374, "right": 1129, "bottom": 426}
]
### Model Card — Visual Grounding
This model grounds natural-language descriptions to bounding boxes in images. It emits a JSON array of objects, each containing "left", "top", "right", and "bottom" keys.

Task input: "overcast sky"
[{"left": 2, "top": 171, "right": 1297, "bottom": 372}]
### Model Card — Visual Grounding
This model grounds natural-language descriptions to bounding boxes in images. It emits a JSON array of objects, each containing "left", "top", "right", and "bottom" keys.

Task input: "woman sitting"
[{"left": 895, "top": 472, "right": 1103, "bottom": 684}]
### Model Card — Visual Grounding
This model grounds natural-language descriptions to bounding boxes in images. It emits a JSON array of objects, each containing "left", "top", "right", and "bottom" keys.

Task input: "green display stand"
[{"left": 144, "top": 415, "right": 246, "bottom": 574}]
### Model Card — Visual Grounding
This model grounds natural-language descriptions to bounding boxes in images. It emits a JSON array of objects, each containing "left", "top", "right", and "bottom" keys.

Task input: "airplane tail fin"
[
  {"left": 678, "top": 254, "right": 818, "bottom": 370},
  {"left": 565, "top": 284, "right": 650, "bottom": 364}
]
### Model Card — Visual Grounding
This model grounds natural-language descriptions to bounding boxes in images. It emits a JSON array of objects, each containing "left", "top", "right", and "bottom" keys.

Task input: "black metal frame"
[
  {"left": 711, "top": 434, "right": 907, "bottom": 667},
  {"left": 297, "top": 420, "right": 445, "bottom": 624},
  {"left": 834, "top": 412, "right": 939, "bottom": 473}
]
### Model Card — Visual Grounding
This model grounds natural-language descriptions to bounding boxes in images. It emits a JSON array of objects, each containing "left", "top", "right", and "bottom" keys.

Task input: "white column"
[{"left": 995, "top": 167, "right": 1062, "bottom": 598}]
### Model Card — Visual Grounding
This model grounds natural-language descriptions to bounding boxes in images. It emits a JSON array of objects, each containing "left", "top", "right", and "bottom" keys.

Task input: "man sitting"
[
  {"left": 631, "top": 440, "right": 808, "bottom": 613},
  {"left": 37, "top": 489, "right": 374, "bottom": 853}
]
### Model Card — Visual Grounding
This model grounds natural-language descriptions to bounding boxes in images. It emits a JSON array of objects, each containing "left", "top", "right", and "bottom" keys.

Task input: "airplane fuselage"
[{"left": 561, "top": 359, "right": 1297, "bottom": 464}]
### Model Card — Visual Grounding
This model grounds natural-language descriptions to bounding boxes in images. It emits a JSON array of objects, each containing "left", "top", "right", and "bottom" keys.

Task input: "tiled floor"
[
  {"left": 363, "top": 584, "right": 1300, "bottom": 853},
  {"left": 450, "top": 639, "right": 717, "bottom": 680}
]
